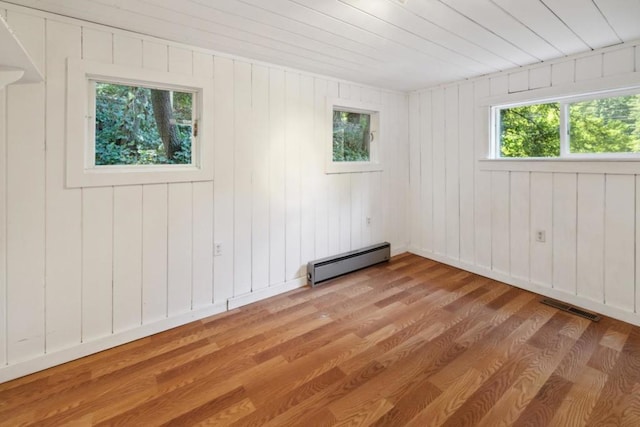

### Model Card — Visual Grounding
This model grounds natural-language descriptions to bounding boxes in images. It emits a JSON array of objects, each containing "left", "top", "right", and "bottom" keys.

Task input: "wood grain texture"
[{"left": 1, "top": 253, "right": 638, "bottom": 426}]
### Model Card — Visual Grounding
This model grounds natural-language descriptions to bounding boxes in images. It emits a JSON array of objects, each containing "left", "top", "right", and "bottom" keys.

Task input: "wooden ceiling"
[{"left": 5, "top": 0, "right": 640, "bottom": 90}]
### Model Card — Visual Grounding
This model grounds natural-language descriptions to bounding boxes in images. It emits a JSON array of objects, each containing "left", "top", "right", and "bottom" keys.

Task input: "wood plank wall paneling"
[
  {"left": 251, "top": 64, "right": 270, "bottom": 293},
  {"left": 552, "top": 173, "right": 577, "bottom": 295},
  {"left": 285, "top": 71, "right": 302, "bottom": 281},
  {"left": 409, "top": 38, "right": 640, "bottom": 327},
  {"left": 268, "top": 67, "right": 286, "bottom": 287},
  {"left": 167, "top": 183, "right": 193, "bottom": 315},
  {"left": 142, "top": 184, "right": 168, "bottom": 322},
  {"left": 409, "top": 92, "right": 422, "bottom": 252},
  {"left": 604, "top": 175, "right": 635, "bottom": 312},
  {"left": 0, "top": 9, "right": 409, "bottom": 380},
  {"left": 234, "top": 61, "right": 253, "bottom": 296},
  {"left": 473, "top": 79, "right": 491, "bottom": 270},
  {"left": 81, "top": 27, "right": 114, "bottom": 342},
  {"left": 0, "top": 7, "right": 6, "bottom": 366},
  {"left": 529, "top": 172, "right": 553, "bottom": 288},
  {"left": 300, "top": 76, "right": 316, "bottom": 267},
  {"left": 191, "top": 52, "right": 215, "bottom": 308},
  {"left": 313, "top": 79, "right": 329, "bottom": 260},
  {"left": 45, "top": 20, "right": 82, "bottom": 353},
  {"left": 576, "top": 173, "right": 605, "bottom": 304},
  {"left": 113, "top": 186, "right": 143, "bottom": 332},
  {"left": 213, "top": 56, "right": 235, "bottom": 301},
  {"left": 458, "top": 83, "right": 474, "bottom": 264},
  {"left": 432, "top": 88, "right": 446, "bottom": 255},
  {"left": 490, "top": 171, "right": 510, "bottom": 275},
  {"left": 445, "top": 86, "right": 460, "bottom": 260},
  {"left": 509, "top": 171, "right": 530, "bottom": 283},
  {"left": 6, "top": 10, "right": 46, "bottom": 364}
]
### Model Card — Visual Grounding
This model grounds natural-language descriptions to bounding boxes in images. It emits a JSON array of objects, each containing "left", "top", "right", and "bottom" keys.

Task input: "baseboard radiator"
[{"left": 307, "top": 242, "right": 391, "bottom": 287}]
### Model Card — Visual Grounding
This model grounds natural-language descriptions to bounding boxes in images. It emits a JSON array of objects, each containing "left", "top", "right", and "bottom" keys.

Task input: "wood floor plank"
[
  {"left": 229, "top": 367, "right": 346, "bottom": 426},
  {"left": 476, "top": 337, "right": 578, "bottom": 426},
  {"left": 620, "top": 382, "right": 640, "bottom": 426},
  {"left": 192, "top": 397, "right": 256, "bottom": 426},
  {"left": 548, "top": 366, "right": 608, "bottom": 427},
  {"left": 512, "top": 373, "right": 574, "bottom": 426},
  {"left": 1, "top": 253, "right": 639, "bottom": 426}
]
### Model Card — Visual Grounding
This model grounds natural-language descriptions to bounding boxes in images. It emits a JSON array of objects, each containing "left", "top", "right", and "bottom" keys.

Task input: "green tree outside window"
[
  {"left": 95, "top": 82, "right": 193, "bottom": 166},
  {"left": 499, "top": 93, "right": 640, "bottom": 157}
]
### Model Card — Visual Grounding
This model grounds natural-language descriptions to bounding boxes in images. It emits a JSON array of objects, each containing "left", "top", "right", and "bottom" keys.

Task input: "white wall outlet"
[
  {"left": 535, "top": 230, "right": 546, "bottom": 243},
  {"left": 366, "top": 217, "right": 371, "bottom": 226},
  {"left": 214, "top": 242, "right": 223, "bottom": 256}
]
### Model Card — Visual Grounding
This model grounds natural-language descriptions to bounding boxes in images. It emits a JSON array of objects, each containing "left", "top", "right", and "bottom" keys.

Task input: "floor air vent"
[
  {"left": 307, "top": 242, "right": 391, "bottom": 287},
  {"left": 541, "top": 298, "right": 601, "bottom": 322}
]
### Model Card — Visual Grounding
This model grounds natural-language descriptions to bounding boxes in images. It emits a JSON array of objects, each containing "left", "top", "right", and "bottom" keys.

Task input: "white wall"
[
  {"left": 0, "top": 5, "right": 409, "bottom": 381},
  {"left": 409, "top": 39, "right": 640, "bottom": 327}
]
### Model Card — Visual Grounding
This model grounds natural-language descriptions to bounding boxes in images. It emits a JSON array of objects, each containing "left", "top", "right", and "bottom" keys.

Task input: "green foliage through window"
[
  {"left": 95, "top": 82, "right": 193, "bottom": 166},
  {"left": 569, "top": 95, "right": 640, "bottom": 154},
  {"left": 500, "top": 103, "right": 560, "bottom": 157},
  {"left": 333, "top": 109, "right": 371, "bottom": 162},
  {"left": 498, "top": 92, "right": 640, "bottom": 158}
]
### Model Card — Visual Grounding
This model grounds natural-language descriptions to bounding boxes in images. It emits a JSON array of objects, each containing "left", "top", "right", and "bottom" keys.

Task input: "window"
[
  {"left": 569, "top": 94, "right": 640, "bottom": 155},
  {"left": 333, "top": 109, "right": 371, "bottom": 162},
  {"left": 327, "top": 98, "right": 382, "bottom": 173},
  {"left": 66, "top": 58, "right": 213, "bottom": 188},
  {"left": 493, "top": 89, "right": 640, "bottom": 159},
  {"left": 498, "top": 102, "right": 560, "bottom": 158},
  {"left": 93, "top": 82, "right": 195, "bottom": 166}
]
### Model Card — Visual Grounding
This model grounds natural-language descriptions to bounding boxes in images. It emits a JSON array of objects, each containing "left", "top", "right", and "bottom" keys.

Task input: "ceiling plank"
[
  {"left": 122, "top": 0, "right": 383, "bottom": 69},
  {"left": 541, "top": 0, "right": 622, "bottom": 48},
  {"left": 290, "top": 0, "right": 493, "bottom": 74},
  {"left": 401, "top": 0, "right": 538, "bottom": 67},
  {"left": 340, "top": 0, "right": 509, "bottom": 71},
  {"left": 491, "top": 0, "right": 590, "bottom": 56},
  {"left": 182, "top": 0, "right": 402, "bottom": 64},
  {"left": 441, "top": 0, "right": 563, "bottom": 61},
  {"left": 593, "top": 0, "right": 640, "bottom": 42}
]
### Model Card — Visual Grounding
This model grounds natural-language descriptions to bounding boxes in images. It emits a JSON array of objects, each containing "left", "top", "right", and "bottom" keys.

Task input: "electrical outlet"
[
  {"left": 214, "top": 242, "right": 223, "bottom": 256},
  {"left": 366, "top": 217, "right": 371, "bottom": 226},
  {"left": 535, "top": 230, "right": 546, "bottom": 243}
]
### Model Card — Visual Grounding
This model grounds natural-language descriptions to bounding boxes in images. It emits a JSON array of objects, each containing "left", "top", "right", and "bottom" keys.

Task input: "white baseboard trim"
[
  {"left": 0, "top": 301, "right": 227, "bottom": 383},
  {"left": 227, "top": 277, "right": 308, "bottom": 310},
  {"left": 228, "top": 244, "right": 409, "bottom": 310},
  {"left": 409, "top": 248, "right": 640, "bottom": 328},
  {"left": 391, "top": 244, "right": 409, "bottom": 257}
]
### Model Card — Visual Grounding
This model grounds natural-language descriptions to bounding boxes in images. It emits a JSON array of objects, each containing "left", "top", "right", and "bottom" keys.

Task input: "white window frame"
[
  {"left": 326, "top": 97, "right": 383, "bottom": 174},
  {"left": 491, "top": 86, "right": 640, "bottom": 160},
  {"left": 66, "top": 58, "right": 213, "bottom": 188}
]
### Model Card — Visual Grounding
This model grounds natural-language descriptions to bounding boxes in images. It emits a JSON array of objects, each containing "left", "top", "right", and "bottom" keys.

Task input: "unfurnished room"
[{"left": 1, "top": 0, "right": 640, "bottom": 425}]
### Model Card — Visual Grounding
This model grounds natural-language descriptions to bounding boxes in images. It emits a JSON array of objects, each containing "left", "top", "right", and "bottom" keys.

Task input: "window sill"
[
  {"left": 479, "top": 158, "right": 640, "bottom": 174},
  {"left": 325, "top": 162, "right": 383, "bottom": 174}
]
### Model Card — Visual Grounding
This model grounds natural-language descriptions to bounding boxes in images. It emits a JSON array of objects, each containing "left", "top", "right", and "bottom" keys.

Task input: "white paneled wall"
[
  {"left": 0, "top": 7, "right": 409, "bottom": 381},
  {"left": 409, "top": 41, "right": 640, "bottom": 327}
]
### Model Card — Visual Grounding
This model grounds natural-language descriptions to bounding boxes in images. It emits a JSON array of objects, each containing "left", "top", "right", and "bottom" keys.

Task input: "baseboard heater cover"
[{"left": 307, "top": 242, "right": 391, "bottom": 287}]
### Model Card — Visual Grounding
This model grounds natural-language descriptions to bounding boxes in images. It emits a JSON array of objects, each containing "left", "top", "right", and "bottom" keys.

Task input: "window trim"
[
  {"left": 326, "top": 97, "right": 383, "bottom": 174},
  {"left": 66, "top": 58, "right": 213, "bottom": 188},
  {"left": 491, "top": 85, "right": 640, "bottom": 160}
]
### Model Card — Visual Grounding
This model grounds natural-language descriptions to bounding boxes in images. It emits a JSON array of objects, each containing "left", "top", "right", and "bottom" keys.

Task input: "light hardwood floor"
[{"left": 1, "top": 253, "right": 639, "bottom": 426}]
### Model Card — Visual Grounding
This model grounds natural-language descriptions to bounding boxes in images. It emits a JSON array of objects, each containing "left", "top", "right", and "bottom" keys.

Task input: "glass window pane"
[
  {"left": 333, "top": 109, "right": 371, "bottom": 162},
  {"left": 499, "top": 103, "right": 560, "bottom": 158},
  {"left": 95, "top": 82, "right": 193, "bottom": 166},
  {"left": 569, "top": 94, "right": 640, "bottom": 154}
]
